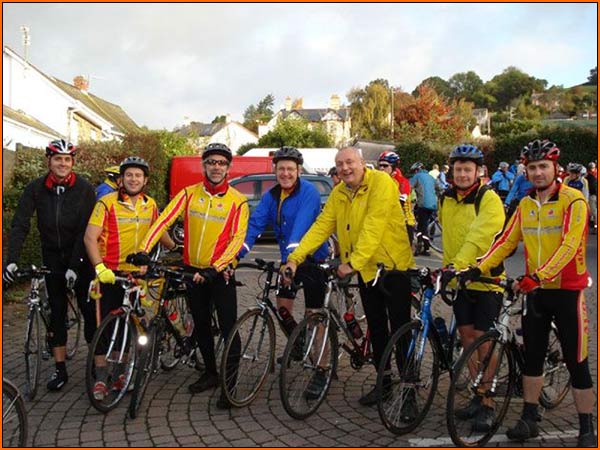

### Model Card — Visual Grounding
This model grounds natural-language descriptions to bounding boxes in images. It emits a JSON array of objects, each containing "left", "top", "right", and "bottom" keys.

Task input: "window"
[{"left": 233, "top": 180, "right": 256, "bottom": 199}]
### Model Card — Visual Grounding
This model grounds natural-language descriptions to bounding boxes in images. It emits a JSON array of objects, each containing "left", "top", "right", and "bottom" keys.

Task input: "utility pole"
[
  {"left": 390, "top": 86, "right": 395, "bottom": 139},
  {"left": 20, "top": 25, "right": 30, "bottom": 62}
]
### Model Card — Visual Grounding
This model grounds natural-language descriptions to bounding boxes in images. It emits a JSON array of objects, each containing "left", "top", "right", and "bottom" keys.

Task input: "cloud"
[{"left": 3, "top": 3, "right": 596, "bottom": 129}]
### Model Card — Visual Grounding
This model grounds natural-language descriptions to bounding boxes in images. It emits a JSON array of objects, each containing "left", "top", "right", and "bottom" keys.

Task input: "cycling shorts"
[
  {"left": 453, "top": 289, "right": 502, "bottom": 332},
  {"left": 277, "top": 262, "right": 326, "bottom": 309}
]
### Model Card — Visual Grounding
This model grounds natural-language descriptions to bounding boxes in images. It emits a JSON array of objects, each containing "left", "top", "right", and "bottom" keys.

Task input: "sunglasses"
[
  {"left": 378, "top": 163, "right": 391, "bottom": 168},
  {"left": 204, "top": 159, "right": 229, "bottom": 167}
]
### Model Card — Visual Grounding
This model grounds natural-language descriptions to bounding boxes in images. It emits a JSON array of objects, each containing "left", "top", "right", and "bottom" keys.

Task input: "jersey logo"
[{"left": 547, "top": 209, "right": 555, "bottom": 217}]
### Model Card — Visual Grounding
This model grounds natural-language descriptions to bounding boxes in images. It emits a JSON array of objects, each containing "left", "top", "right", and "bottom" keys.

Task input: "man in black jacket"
[{"left": 3, "top": 140, "right": 96, "bottom": 390}]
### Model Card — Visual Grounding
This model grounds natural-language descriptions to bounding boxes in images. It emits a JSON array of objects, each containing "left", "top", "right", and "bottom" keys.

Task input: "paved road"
[{"left": 2, "top": 237, "right": 597, "bottom": 447}]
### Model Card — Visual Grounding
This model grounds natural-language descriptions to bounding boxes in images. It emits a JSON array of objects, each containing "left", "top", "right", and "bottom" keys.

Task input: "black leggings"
[
  {"left": 522, "top": 289, "right": 592, "bottom": 389},
  {"left": 358, "top": 271, "right": 412, "bottom": 371},
  {"left": 187, "top": 272, "right": 240, "bottom": 379}
]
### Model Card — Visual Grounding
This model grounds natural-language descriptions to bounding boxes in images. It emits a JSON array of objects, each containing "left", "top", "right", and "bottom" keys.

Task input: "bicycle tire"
[
  {"left": 446, "top": 330, "right": 514, "bottom": 447},
  {"left": 86, "top": 313, "right": 137, "bottom": 413},
  {"left": 221, "top": 308, "right": 275, "bottom": 407},
  {"left": 376, "top": 320, "right": 440, "bottom": 435},
  {"left": 279, "top": 312, "right": 338, "bottom": 420},
  {"left": 24, "top": 307, "right": 42, "bottom": 401},
  {"left": 65, "top": 291, "right": 81, "bottom": 360},
  {"left": 2, "top": 379, "right": 28, "bottom": 447},
  {"left": 129, "top": 323, "right": 160, "bottom": 419},
  {"left": 159, "top": 330, "right": 181, "bottom": 371},
  {"left": 539, "top": 323, "right": 571, "bottom": 409}
]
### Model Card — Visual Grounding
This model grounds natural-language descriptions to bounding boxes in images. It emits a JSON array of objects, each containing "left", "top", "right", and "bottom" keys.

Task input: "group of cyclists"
[{"left": 2, "top": 136, "right": 596, "bottom": 446}]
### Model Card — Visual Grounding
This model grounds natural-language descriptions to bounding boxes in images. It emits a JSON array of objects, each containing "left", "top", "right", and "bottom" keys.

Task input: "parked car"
[{"left": 229, "top": 173, "right": 334, "bottom": 239}]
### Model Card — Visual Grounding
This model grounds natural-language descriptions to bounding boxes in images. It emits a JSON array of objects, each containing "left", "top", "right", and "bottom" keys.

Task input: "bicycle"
[
  {"left": 85, "top": 273, "right": 147, "bottom": 413},
  {"left": 446, "top": 276, "right": 571, "bottom": 447},
  {"left": 11, "top": 266, "right": 81, "bottom": 400},
  {"left": 128, "top": 262, "right": 223, "bottom": 419},
  {"left": 278, "top": 260, "right": 373, "bottom": 420},
  {"left": 375, "top": 267, "right": 461, "bottom": 435},
  {"left": 3, "top": 377, "right": 28, "bottom": 447},
  {"left": 413, "top": 213, "right": 442, "bottom": 255}
]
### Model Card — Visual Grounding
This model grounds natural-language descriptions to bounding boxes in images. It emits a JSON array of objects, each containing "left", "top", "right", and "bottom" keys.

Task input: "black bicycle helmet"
[
  {"left": 120, "top": 156, "right": 149, "bottom": 176},
  {"left": 521, "top": 140, "right": 560, "bottom": 165},
  {"left": 46, "top": 139, "right": 76, "bottom": 157},
  {"left": 410, "top": 161, "right": 424, "bottom": 172},
  {"left": 567, "top": 162, "right": 584, "bottom": 174},
  {"left": 272, "top": 146, "right": 304, "bottom": 165},
  {"left": 202, "top": 143, "right": 232, "bottom": 162},
  {"left": 449, "top": 144, "right": 484, "bottom": 166}
]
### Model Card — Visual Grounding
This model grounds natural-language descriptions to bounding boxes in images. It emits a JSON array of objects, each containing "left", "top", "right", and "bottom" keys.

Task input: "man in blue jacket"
[
  {"left": 504, "top": 172, "right": 533, "bottom": 221},
  {"left": 238, "top": 146, "right": 329, "bottom": 331},
  {"left": 409, "top": 162, "right": 437, "bottom": 256},
  {"left": 490, "top": 161, "right": 515, "bottom": 202}
]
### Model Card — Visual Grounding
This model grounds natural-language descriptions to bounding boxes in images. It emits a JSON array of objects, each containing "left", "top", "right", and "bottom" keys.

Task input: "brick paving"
[{"left": 2, "top": 240, "right": 597, "bottom": 447}]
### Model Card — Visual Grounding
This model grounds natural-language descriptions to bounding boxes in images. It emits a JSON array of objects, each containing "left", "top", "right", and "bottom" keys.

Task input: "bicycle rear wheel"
[
  {"left": 539, "top": 323, "right": 570, "bottom": 409},
  {"left": 2, "top": 379, "right": 27, "bottom": 447},
  {"left": 65, "top": 291, "right": 81, "bottom": 360},
  {"left": 24, "top": 307, "right": 42, "bottom": 401},
  {"left": 86, "top": 313, "right": 137, "bottom": 413},
  {"left": 129, "top": 322, "right": 160, "bottom": 419},
  {"left": 279, "top": 312, "right": 338, "bottom": 420},
  {"left": 376, "top": 320, "right": 440, "bottom": 435},
  {"left": 221, "top": 308, "right": 275, "bottom": 407},
  {"left": 446, "top": 330, "right": 513, "bottom": 447}
]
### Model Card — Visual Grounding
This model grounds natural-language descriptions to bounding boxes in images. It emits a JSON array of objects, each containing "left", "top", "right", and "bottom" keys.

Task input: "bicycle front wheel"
[
  {"left": 86, "top": 313, "right": 137, "bottom": 413},
  {"left": 221, "top": 308, "right": 275, "bottom": 407},
  {"left": 446, "top": 330, "right": 513, "bottom": 448},
  {"left": 24, "top": 307, "right": 42, "bottom": 401},
  {"left": 2, "top": 379, "right": 28, "bottom": 447},
  {"left": 129, "top": 322, "right": 160, "bottom": 419},
  {"left": 279, "top": 312, "right": 338, "bottom": 420},
  {"left": 376, "top": 320, "right": 440, "bottom": 435},
  {"left": 65, "top": 291, "right": 81, "bottom": 360},
  {"left": 539, "top": 323, "right": 570, "bottom": 409}
]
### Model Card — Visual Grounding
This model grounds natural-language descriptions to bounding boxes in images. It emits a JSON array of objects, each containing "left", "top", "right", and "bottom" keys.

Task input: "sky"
[{"left": 3, "top": 3, "right": 598, "bottom": 130}]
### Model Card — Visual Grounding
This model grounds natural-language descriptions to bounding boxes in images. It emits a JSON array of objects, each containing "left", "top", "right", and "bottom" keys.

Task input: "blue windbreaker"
[
  {"left": 238, "top": 178, "right": 329, "bottom": 263},
  {"left": 504, "top": 173, "right": 533, "bottom": 206},
  {"left": 410, "top": 170, "right": 438, "bottom": 210}
]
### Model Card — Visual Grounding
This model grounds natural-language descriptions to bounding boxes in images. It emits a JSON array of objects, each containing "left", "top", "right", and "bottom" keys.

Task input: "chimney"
[
  {"left": 329, "top": 94, "right": 340, "bottom": 110},
  {"left": 73, "top": 75, "right": 89, "bottom": 92},
  {"left": 225, "top": 113, "right": 232, "bottom": 123},
  {"left": 284, "top": 96, "right": 292, "bottom": 111}
]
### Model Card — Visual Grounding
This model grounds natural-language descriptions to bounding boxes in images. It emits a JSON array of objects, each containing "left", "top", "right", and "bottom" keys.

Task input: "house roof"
[
  {"left": 3, "top": 104, "right": 64, "bottom": 138},
  {"left": 51, "top": 78, "right": 140, "bottom": 134},
  {"left": 281, "top": 108, "right": 350, "bottom": 122},
  {"left": 176, "top": 122, "right": 227, "bottom": 137}
]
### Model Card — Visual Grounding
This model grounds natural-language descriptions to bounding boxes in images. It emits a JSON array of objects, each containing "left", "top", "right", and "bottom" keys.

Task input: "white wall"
[
  {"left": 2, "top": 119, "right": 57, "bottom": 151},
  {"left": 244, "top": 147, "right": 339, "bottom": 174},
  {"left": 210, "top": 123, "right": 258, "bottom": 153}
]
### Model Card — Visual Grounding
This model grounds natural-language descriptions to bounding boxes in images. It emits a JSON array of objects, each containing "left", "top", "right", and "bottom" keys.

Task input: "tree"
[
  {"left": 394, "top": 85, "right": 473, "bottom": 146},
  {"left": 448, "top": 71, "right": 484, "bottom": 101},
  {"left": 256, "top": 117, "right": 332, "bottom": 148},
  {"left": 587, "top": 66, "right": 597, "bottom": 85},
  {"left": 484, "top": 66, "right": 548, "bottom": 110},
  {"left": 348, "top": 79, "right": 393, "bottom": 140},
  {"left": 412, "top": 76, "right": 453, "bottom": 98},
  {"left": 211, "top": 115, "right": 226, "bottom": 124},
  {"left": 243, "top": 94, "right": 275, "bottom": 132}
]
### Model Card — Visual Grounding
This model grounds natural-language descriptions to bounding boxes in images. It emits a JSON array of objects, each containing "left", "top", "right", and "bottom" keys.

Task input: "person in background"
[
  {"left": 428, "top": 163, "right": 440, "bottom": 180},
  {"left": 564, "top": 163, "right": 589, "bottom": 202},
  {"left": 489, "top": 161, "right": 515, "bottom": 202},
  {"left": 328, "top": 166, "right": 341, "bottom": 186},
  {"left": 585, "top": 165, "right": 597, "bottom": 234},
  {"left": 504, "top": 170, "right": 533, "bottom": 221},
  {"left": 95, "top": 166, "right": 121, "bottom": 200},
  {"left": 409, "top": 162, "right": 437, "bottom": 256}
]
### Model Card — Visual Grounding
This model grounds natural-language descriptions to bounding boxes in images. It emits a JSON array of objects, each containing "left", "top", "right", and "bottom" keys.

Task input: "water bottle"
[
  {"left": 343, "top": 311, "right": 363, "bottom": 340},
  {"left": 183, "top": 312, "right": 194, "bottom": 337},
  {"left": 278, "top": 306, "right": 297, "bottom": 335},
  {"left": 168, "top": 308, "right": 187, "bottom": 336},
  {"left": 433, "top": 317, "right": 449, "bottom": 348}
]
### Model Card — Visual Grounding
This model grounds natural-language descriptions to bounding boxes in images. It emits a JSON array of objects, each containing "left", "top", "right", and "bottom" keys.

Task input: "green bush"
[{"left": 394, "top": 141, "right": 450, "bottom": 175}]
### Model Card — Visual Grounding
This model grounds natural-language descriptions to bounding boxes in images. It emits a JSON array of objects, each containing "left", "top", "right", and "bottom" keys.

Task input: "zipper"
[
  {"left": 196, "top": 192, "right": 212, "bottom": 264},
  {"left": 55, "top": 192, "right": 62, "bottom": 249}
]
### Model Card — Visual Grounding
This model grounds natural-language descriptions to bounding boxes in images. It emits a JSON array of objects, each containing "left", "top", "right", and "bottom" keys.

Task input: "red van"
[{"left": 169, "top": 155, "right": 273, "bottom": 198}]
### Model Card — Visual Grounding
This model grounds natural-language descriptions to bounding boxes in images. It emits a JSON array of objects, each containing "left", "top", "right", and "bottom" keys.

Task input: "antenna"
[{"left": 20, "top": 25, "right": 30, "bottom": 62}]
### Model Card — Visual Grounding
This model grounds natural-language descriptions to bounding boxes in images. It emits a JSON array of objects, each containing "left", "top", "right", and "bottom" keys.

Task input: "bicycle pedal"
[{"left": 42, "top": 350, "right": 51, "bottom": 360}]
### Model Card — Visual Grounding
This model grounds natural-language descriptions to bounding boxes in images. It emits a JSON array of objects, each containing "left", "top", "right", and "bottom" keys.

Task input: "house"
[
  {"left": 472, "top": 108, "right": 490, "bottom": 134},
  {"left": 243, "top": 147, "right": 339, "bottom": 174},
  {"left": 260, "top": 95, "right": 352, "bottom": 147},
  {"left": 175, "top": 116, "right": 258, "bottom": 153},
  {"left": 3, "top": 46, "right": 139, "bottom": 151}
]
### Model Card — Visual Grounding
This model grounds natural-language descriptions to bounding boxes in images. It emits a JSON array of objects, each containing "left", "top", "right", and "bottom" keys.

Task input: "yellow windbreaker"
[
  {"left": 439, "top": 184, "right": 505, "bottom": 292},
  {"left": 288, "top": 168, "right": 415, "bottom": 282},
  {"left": 139, "top": 183, "right": 249, "bottom": 271}
]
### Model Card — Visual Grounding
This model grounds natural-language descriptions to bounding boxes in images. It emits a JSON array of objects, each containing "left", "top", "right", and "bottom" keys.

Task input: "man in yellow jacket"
[{"left": 283, "top": 147, "right": 415, "bottom": 408}]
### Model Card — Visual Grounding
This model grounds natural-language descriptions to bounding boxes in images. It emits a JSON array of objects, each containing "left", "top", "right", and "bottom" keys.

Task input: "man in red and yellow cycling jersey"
[
  {"left": 377, "top": 151, "right": 417, "bottom": 243},
  {"left": 283, "top": 147, "right": 415, "bottom": 410},
  {"left": 132, "top": 143, "right": 249, "bottom": 409},
  {"left": 84, "top": 156, "right": 175, "bottom": 401},
  {"left": 468, "top": 139, "right": 596, "bottom": 447}
]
